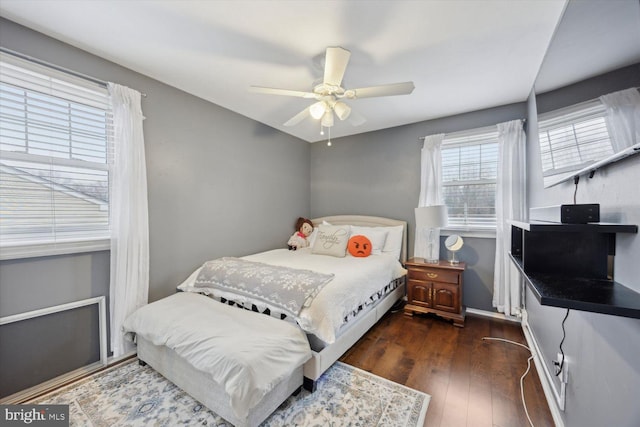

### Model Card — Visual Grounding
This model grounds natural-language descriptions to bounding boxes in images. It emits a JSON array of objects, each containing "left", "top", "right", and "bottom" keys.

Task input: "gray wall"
[
  {"left": 0, "top": 252, "right": 109, "bottom": 396},
  {"left": 310, "top": 103, "right": 527, "bottom": 311},
  {"left": 0, "top": 18, "right": 310, "bottom": 397},
  {"left": 526, "top": 65, "right": 640, "bottom": 426}
]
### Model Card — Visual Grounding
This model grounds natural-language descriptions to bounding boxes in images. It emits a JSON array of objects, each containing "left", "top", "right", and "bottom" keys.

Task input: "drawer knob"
[{"left": 426, "top": 272, "right": 438, "bottom": 278}]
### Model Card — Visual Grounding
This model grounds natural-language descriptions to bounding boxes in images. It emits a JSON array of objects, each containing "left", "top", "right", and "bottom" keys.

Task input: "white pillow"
[
  {"left": 308, "top": 220, "right": 331, "bottom": 247},
  {"left": 349, "top": 225, "right": 389, "bottom": 255},
  {"left": 380, "top": 225, "right": 404, "bottom": 259},
  {"left": 311, "top": 224, "right": 350, "bottom": 257},
  {"left": 308, "top": 228, "right": 318, "bottom": 247}
]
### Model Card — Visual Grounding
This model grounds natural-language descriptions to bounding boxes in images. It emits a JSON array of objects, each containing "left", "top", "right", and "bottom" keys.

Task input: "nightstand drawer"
[{"left": 407, "top": 268, "right": 459, "bottom": 284}]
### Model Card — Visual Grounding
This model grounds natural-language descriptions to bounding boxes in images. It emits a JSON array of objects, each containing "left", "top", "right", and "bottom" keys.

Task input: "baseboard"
[
  {"left": 109, "top": 350, "right": 137, "bottom": 365},
  {"left": 0, "top": 350, "right": 137, "bottom": 404},
  {"left": 466, "top": 307, "right": 521, "bottom": 323},
  {"left": 521, "top": 309, "right": 565, "bottom": 427}
]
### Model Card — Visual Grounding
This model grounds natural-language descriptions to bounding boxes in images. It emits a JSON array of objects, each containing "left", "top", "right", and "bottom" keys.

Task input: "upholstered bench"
[{"left": 124, "top": 292, "right": 311, "bottom": 427}]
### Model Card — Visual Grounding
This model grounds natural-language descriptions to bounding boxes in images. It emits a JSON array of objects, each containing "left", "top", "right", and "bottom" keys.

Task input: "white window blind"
[
  {"left": 0, "top": 52, "right": 112, "bottom": 253},
  {"left": 442, "top": 127, "right": 498, "bottom": 228},
  {"left": 538, "top": 101, "right": 613, "bottom": 179}
]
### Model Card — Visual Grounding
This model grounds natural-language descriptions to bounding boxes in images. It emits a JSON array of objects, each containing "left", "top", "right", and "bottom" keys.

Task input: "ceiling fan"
[{"left": 249, "top": 46, "right": 415, "bottom": 129}]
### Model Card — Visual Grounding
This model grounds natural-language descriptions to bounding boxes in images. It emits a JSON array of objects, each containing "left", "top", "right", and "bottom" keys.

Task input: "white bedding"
[
  {"left": 178, "top": 248, "right": 407, "bottom": 344},
  {"left": 122, "top": 292, "right": 311, "bottom": 422}
]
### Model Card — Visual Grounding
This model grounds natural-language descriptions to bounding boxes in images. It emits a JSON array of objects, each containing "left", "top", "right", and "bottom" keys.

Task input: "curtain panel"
[
  {"left": 108, "top": 83, "right": 149, "bottom": 357},
  {"left": 492, "top": 120, "right": 526, "bottom": 316},
  {"left": 415, "top": 134, "right": 444, "bottom": 259},
  {"left": 600, "top": 87, "right": 640, "bottom": 153}
]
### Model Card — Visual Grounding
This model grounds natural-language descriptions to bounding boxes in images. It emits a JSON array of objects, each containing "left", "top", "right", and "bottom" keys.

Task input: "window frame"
[
  {"left": 0, "top": 51, "right": 112, "bottom": 260},
  {"left": 440, "top": 125, "right": 499, "bottom": 237}
]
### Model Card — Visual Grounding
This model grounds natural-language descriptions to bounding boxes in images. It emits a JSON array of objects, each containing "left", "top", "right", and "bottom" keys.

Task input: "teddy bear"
[{"left": 287, "top": 217, "right": 314, "bottom": 250}]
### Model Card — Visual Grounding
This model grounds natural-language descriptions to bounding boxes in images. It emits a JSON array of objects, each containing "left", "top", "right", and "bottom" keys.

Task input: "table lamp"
[{"left": 415, "top": 205, "right": 448, "bottom": 263}]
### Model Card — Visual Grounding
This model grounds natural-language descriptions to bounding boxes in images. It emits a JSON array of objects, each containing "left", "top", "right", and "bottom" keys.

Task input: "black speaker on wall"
[{"left": 561, "top": 204, "right": 600, "bottom": 224}]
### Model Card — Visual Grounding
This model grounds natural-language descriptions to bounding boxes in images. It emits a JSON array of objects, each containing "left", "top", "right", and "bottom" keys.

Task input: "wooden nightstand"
[{"left": 404, "top": 258, "right": 466, "bottom": 327}]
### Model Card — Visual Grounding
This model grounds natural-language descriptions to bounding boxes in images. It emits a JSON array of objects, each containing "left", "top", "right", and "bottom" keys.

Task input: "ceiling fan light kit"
[
  {"left": 309, "top": 101, "right": 326, "bottom": 119},
  {"left": 249, "top": 46, "right": 415, "bottom": 138},
  {"left": 321, "top": 110, "right": 334, "bottom": 127},
  {"left": 333, "top": 101, "right": 351, "bottom": 120}
]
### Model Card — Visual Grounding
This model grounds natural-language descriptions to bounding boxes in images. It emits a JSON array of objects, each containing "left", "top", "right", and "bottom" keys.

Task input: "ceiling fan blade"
[
  {"left": 323, "top": 47, "right": 351, "bottom": 87},
  {"left": 283, "top": 107, "right": 310, "bottom": 127},
  {"left": 346, "top": 81, "right": 415, "bottom": 99},
  {"left": 347, "top": 110, "right": 366, "bottom": 126},
  {"left": 249, "top": 86, "right": 317, "bottom": 99}
]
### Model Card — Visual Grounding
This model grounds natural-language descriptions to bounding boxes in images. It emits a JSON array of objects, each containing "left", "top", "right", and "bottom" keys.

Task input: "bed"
[{"left": 124, "top": 215, "right": 407, "bottom": 427}]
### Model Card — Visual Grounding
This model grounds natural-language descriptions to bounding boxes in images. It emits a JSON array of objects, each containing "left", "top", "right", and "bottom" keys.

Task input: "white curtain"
[
  {"left": 108, "top": 83, "right": 149, "bottom": 357},
  {"left": 492, "top": 120, "right": 526, "bottom": 316},
  {"left": 600, "top": 87, "right": 640, "bottom": 152},
  {"left": 415, "top": 134, "right": 444, "bottom": 258}
]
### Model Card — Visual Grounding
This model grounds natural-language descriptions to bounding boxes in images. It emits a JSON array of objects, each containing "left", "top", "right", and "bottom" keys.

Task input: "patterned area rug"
[{"left": 29, "top": 359, "right": 429, "bottom": 426}]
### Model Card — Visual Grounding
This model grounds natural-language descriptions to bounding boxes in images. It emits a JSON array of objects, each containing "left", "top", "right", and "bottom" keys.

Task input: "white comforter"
[
  {"left": 122, "top": 292, "right": 311, "bottom": 421},
  {"left": 178, "top": 248, "right": 406, "bottom": 343}
]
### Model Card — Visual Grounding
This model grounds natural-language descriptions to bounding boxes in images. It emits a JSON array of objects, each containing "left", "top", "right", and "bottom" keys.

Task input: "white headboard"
[{"left": 311, "top": 215, "right": 408, "bottom": 263}]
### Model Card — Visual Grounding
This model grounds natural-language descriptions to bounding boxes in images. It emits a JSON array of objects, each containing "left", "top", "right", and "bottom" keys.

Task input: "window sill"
[
  {"left": 441, "top": 227, "right": 496, "bottom": 239},
  {"left": 0, "top": 239, "right": 110, "bottom": 261}
]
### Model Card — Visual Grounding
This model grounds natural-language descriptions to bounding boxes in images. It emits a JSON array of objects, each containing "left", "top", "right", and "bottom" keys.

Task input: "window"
[
  {"left": 441, "top": 127, "right": 498, "bottom": 229},
  {"left": 0, "top": 52, "right": 112, "bottom": 258},
  {"left": 537, "top": 101, "right": 613, "bottom": 187}
]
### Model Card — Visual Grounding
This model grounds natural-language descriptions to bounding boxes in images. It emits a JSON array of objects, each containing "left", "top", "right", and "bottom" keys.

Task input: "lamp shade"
[
  {"left": 333, "top": 101, "right": 351, "bottom": 121},
  {"left": 415, "top": 205, "right": 448, "bottom": 228},
  {"left": 309, "top": 101, "right": 326, "bottom": 119},
  {"left": 321, "top": 110, "right": 334, "bottom": 127}
]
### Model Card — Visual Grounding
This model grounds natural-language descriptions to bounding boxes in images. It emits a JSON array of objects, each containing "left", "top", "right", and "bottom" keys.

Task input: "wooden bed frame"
[{"left": 137, "top": 215, "right": 407, "bottom": 426}]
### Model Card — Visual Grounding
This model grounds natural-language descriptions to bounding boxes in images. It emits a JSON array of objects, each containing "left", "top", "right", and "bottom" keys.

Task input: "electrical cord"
[
  {"left": 555, "top": 309, "right": 570, "bottom": 376},
  {"left": 573, "top": 176, "right": 579, "bottom": 204},
  {"left": 483, "top": 337, "right": 530, "bottom": 352},
  {"left": 482, "top": 337, "right": 535, "bottom": 427}
]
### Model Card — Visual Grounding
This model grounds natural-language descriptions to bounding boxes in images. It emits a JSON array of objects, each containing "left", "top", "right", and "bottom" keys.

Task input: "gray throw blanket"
[{"left": 194, "top": 257, "right": 334, "bottom": 316}]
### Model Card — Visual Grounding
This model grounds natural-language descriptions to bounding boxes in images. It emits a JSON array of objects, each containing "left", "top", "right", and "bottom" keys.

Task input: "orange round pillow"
[{"left": 348, "top": 235, "right": 372, "bottom": 257}]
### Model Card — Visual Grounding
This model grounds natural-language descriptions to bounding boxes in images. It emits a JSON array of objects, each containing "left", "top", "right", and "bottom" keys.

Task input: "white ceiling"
[{"left": 0, "top": 1, "right": 636, "bottom": 143}]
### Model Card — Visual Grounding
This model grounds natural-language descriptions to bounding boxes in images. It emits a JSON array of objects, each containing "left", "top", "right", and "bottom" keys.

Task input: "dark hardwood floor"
[{"left": 340, "top": 311, "right": 554, "bottom": 427}]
